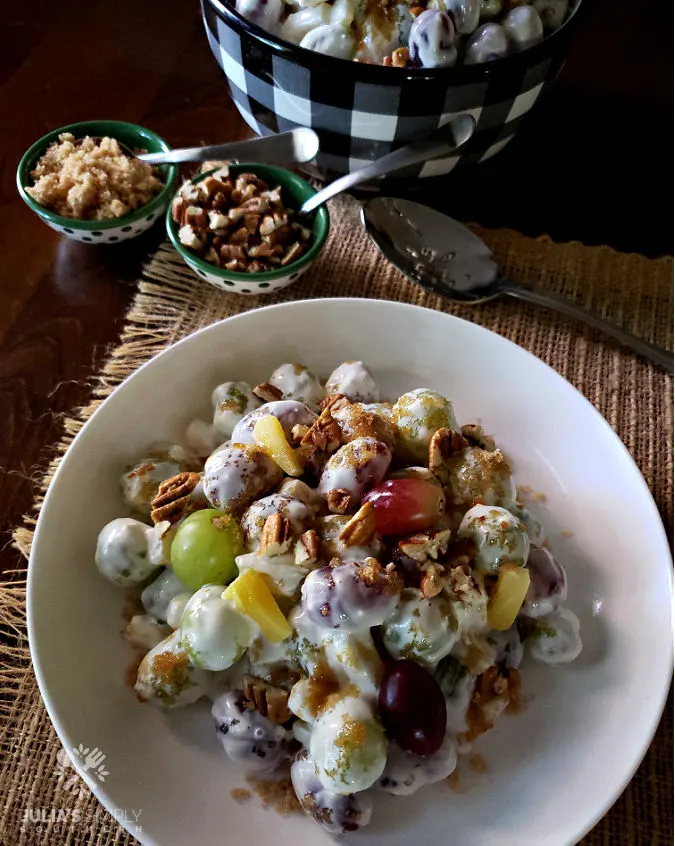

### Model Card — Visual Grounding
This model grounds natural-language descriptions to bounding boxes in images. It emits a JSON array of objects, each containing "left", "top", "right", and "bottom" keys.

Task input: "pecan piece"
[
  {"left": 291, "top": 423, "right": 310, "bottom": 444},
  {"left": 428, "top": 427, "right": 468, "bottom": 484},
  {"left": 357, "top": 557, "right": 403, "bottom": 593},
  {"left": 281, "top": 242, "right": 304, "bottom": 265},
  {"left": 242, "top": 675, "right": 292, "bottom": 725},
  {"left": 391, "top": 47, "right": 409, "bottom": 67},
  {"left": 150, "top": 472, "right": 202, "bottom": 525},
  {"left": 300, "top": 407, "right": 342, "bottom": 453},
  {"left": 295, "top": 529, "right": 319, "bottom": 566},
  {"left": 259, "top": 513, "right": 293, "bottom": 557},
  {"left": 252, "top": 381, "right": 283, "bottom": 403},
  {"left": 398, "top": 528, "right": 451, "bottom": 563},
  {"left": 338, "top": 501, "right": 377, "bottom": 547},
  {"left": 461, "top": 424, "right": 497, "bottom": 452},
  {"left": 420, "top": 563, "right": 444, "bottom": 598},
  {"left": 327, "top": 489, "right": 354, "bottom": 515},
  {"left": 319, "top": 393, "right": 351, "bottom": 413}
]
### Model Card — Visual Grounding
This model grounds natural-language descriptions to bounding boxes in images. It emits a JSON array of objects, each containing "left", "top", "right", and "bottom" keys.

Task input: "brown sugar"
[
  {"left": 245, "top": 774, "right": 302, "bottom": 815},
  {"left": 26, "top": 133, "right": 163, "bottom": 220}
]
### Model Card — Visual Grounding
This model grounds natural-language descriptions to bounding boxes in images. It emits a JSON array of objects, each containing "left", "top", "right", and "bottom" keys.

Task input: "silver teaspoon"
[
  {"left": 118, "top": 128, "right": 320, "bottom": 166},
  {"left": 362, "top": 197, "right": 673, "bottom": 375}
]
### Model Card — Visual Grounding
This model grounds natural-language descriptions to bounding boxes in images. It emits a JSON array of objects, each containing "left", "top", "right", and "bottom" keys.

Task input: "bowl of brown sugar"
[{"left": 16, "top": 120, "right": 178, "bottom": 244}]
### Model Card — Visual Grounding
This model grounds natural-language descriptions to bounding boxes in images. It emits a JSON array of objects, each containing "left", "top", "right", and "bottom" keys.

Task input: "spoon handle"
[
  {"left": 299, "top": 116, "right": 475, "bottom": 215},
  {"left": 500, "top": 281, "right": 674, "bottom": 374}
]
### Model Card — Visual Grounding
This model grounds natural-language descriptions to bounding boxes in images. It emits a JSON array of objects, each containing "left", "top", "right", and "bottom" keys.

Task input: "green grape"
[{"left": 171, "top": 509, "right": 244, "bottom": 590}]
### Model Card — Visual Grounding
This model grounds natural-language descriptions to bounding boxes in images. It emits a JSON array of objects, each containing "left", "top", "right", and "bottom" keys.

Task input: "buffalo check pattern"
[{"left": 202, "top": 0, "right": 568, "bottom": 181}]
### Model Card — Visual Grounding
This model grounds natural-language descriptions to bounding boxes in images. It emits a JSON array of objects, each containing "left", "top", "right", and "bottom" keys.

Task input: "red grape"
[
  {"left": 378, "top": 660, "right": 447, "bottom": 756},
  {"left": 363, "top": 478, "right": 445, "bottom": 535}
]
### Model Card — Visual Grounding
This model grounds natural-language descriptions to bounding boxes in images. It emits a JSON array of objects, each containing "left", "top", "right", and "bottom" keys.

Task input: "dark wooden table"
[{"left": 0, "top": 0, "right": 671, "bottom": 573}]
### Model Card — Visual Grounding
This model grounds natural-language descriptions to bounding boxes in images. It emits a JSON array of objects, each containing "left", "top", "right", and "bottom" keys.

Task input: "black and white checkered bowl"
[{"left": 202, "top": 0, "right": 584, "bottom": 182}]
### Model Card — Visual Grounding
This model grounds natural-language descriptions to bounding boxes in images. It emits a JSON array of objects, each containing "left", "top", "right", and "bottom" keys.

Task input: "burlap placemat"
[{"left": 2, "top": 195, "right": 673, "bottom": 846}]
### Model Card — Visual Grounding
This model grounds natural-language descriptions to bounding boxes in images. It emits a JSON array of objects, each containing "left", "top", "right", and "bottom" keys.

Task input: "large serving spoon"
[
  {"left": 362, "top": 197, "right": 673, "bottom": 374},
  {"left": 298, "top": 115, "right": 476, "bottom": 216}
]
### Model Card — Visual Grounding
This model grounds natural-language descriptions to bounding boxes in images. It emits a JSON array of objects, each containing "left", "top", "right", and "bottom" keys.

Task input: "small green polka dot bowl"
[
  {"left": 16, "top": 120, "right": 178, "bottom": 244},
  {"left": 166, "top": 163, "right": 330, "bottom": 296}
]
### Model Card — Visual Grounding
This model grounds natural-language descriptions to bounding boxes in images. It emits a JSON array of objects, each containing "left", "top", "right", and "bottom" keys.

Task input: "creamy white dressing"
[
  {"left": 381, "top": 588, "right": 458, "bottom": 666},
  {"left": 230, "top": 400, "right": 317, "bottom": 445},
  {"left": 528, "top": 607, "right": 582, "bottom": 664},
  {"left": 181, "top": 585, "right": 259, "bottom": 671},
  {"left": 269, "top": 363, "right": 325, "bottom": 410},
  {"left": 457, "top": 504, "right": 530, "bottom": 572},
  {"left": 211, "top": 381, "right": 261, "bottom": 442},
  {"left": 95, "top": 517, "right": 162, "bottom": 586},
  {"left": 309, "top": 696, "right": 387, "bottom": 794},
  {"left": 135, "top": 629, "right": 212, "bottom": 708},
  {"left": 324, "top": 361, "right": 379, "bottom": 403}
]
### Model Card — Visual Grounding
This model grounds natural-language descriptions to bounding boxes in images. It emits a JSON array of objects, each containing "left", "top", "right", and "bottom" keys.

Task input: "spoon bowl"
[{"left": 363, "top": 197, "right": 674, "bottom": 373}]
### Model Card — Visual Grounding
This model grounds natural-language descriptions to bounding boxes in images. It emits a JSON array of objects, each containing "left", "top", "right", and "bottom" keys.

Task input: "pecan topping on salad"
[
  {"left": 259, "top": 512, "right": 294, "bottom": 556},
  {"left": 338, "top": 501, "right": 377, "bottom": 547},
  {"left": 243, "top": 675, "right": 292, "bottom": 725},
  {"left": 150, "top": 471, "right": 202, "bottom": 525},
  {"left": 252, "top": 381, "right": 284, "bottom": 403}
]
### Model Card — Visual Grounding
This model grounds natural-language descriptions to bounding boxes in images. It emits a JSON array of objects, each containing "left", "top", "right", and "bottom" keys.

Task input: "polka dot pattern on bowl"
[
  {"left": 43, "top": 206, "right": 168, "bottom": 244},
  {"left": 182, "top": 255, "right": 311, "bottom": 295}
]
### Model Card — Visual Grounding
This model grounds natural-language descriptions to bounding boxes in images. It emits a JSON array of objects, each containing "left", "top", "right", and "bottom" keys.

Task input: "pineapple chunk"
[
  {"left": 253, "top": 415, "right": 304, "bottom": 477},
  {"left": 487, "top": 564, "right": 531, "bottom": 631},
  {"left": 223, "top": 569, "right": 292, "bottom": 643}
]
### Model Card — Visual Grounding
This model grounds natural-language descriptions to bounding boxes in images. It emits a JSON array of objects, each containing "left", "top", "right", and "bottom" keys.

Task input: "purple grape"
[
  {"left": 378, "top": 660, "right": 447, "bottom": 757},
  {"left": 409, "top": 10, "right": 458, "bottom": 69},
  {"left": 291, "top": 750, "right": 373, "bottom": 834},
  {"left": 301, "top": 561, "right": 400, "bottom": 631},
  {"left": 211, "top": 691, "right": 291, "bottom": 773},
  {"left": 521, "top": 545, "right": 567, "bottom": 618}
]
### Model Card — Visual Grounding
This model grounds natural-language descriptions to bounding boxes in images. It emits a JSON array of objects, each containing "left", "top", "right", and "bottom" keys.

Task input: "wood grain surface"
[{"left": 0, "top": 0, "right": 671, "bottom": 580}]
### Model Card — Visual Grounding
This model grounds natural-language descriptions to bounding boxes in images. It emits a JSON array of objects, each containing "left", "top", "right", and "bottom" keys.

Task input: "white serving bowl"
[{"left": 28, "top": 299, "right": 672, "bottom": 846}]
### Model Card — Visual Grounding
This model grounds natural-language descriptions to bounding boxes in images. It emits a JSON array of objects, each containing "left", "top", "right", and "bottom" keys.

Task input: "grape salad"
[
  {"left": 232, "top": 0, "right": 572, "bottom": 68},
  {"left": 96, "top": 361, "right": 582, "bottom": 835}
]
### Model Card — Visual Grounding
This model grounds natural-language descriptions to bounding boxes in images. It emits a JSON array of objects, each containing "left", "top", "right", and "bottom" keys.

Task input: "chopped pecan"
[
  {"left": 242, "top": 675, "right": 292, "bottom": 725},
  {"left": 300, "top": 407, "right": 342, "bottom": 454},
  {"left": 446, "top": 561, "right": 477, "bottom": 598},
  {"left": 295, "top": 529, "right": 319, "bottom": 566},
  {"left": 338, "top": 501, "right": 377, "bottom": 547},
  {"left": 357, "top": 557, "right": 403, "bottom": 593},
  {"left": 460, "top": 666, "right": 521, "bottom": 742},
  {"left": 281, "top": 242, "right": 304, "bottom": 265},
  {"left": 428, "top": 427, "right": 468, "bottom": 484},
  {"left": 398, "top": 528, "right": 451, "bottom": 563},
  {"left": 259, "top": 513, "right": 293, "bottom": 557},
  {"left": 420, "top": 563, "right": 444, "bottom": 598},
  {"left": 150, "top": 472, "right": 202, "bottom": 525},
  {"left": 327, "top": 489, "right": 354, "bottom": 515},
  {"left": 391, "top": 47, "right": 409, "bottom": 67},
  {"left": 290, "top": 423, "right": 310, "bottom": 444},
  {"left": 252, "top": 381, "right": 283, "bottom": 403},
  {"left": 461, "top": 424, "right": 496, "bottom": 452},
  {"left": 319, "top": 393, "right": 351, "bottom": 413}
]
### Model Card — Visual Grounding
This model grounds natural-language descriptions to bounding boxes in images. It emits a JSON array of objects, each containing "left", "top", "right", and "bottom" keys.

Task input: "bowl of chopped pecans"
[{"left": 166, "top": 163, "right": 330, "bottom": 295}]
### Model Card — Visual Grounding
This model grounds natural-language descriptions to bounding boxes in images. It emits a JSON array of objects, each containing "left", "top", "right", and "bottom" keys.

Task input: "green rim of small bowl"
[
  {"left": 166, "top": 163, "right": 330, "bottom": 284},
  {"left": 16, "top": 120, "right": 178, "bottom": 230}
]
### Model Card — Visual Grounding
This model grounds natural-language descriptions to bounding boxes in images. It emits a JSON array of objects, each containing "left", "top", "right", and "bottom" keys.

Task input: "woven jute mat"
[{"left": 2, "top": 195, "right": 673, "bottom": 846}]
